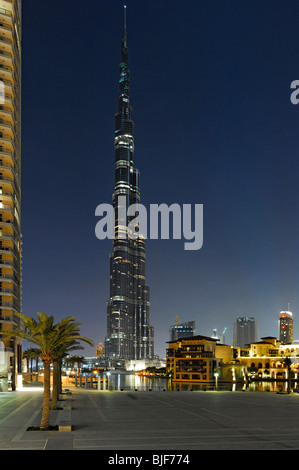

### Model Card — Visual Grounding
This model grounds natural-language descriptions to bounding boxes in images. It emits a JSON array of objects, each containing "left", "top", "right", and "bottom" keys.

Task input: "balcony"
[
  {"left": 2, "top": 82, "right": 18, "bottom": 107},
  {"left": 0, "top": 315, "right": 19, "bottom": 325},
  {"left": 0, "top": 188, "right": 13, "bottom": 203},
  {"left": 0, "top": 286, "right": 13, "bottom": 294},
  {"left": 0, "top": 217, "right": 13, "bottom": 228},
  {"left": 0, "top": 63, "right": 14, "bottom": 85},
  {"left": 0, "top": 160, "right": 15, "bottom": 175},
  {"left": 0, "top": 230, "right": 13, "bottom": 240},
  {"left": 0, "top": 103, "right": 13, "bottom": 117},
  {"left": 2, "top": 94, "right": 13, "bottom": 112},
  {"left": 0, "top": 134, "right": 14, "bottom": 152},
  {"left": 0, "top": 300, "right": 14, "bottom": 308},
  {"left": 0, "top": 23, "right": 12, "bottom": 39},
  {"left": 0, "top": 168, "right": 20, "bottom": 194},
  {"left": 0, "top": 273, "right": 19, "bottom": 288},
  {"left": 171, "top": 350, "right": 214, "bottom": 359},
  {"left": 0, "top": 217, "right": 20, "bottom": 234},
  {"left": 0, "top": 34, "right": 19, "bottom": 63},
  {"left": 0, "top": 173, "right": 13, "bottom": 183},
  {"left": 0, "top": 245, "right": 20, "bottom": 260},
  {"left": 0, "top": 8, "right": 13, "bottom": 25},
  {"left": 0, "top": 47, "right": 20, "bottom": 83},
  {"left": 0, "top": 176, "right": 14, "bottom": 194},
  {"left": 0, "top": 272, "right": 14, "bottom": 282},
  {"left": 0, "top": 146, "right": 17, "bottom": 168},
  {"left": 0, "top": 49, "right": 13, "bottom": 71},
  {"left": 0, "top": 202, "right": 13, "bottom": 213},
  {"left": 0, "top": 254, "right": 13, "bottom": 265},
  {"left": 0, "top": 34, "right": 12, "bottom": 48}
]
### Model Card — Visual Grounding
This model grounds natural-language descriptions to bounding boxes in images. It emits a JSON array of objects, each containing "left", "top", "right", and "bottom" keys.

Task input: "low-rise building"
[
  {"left": 166, "top": 335, "right": 220, "bottom": 383},
  {"left": 166, "top": 334, "right": 299, "bottom": 384},
  {"left": 236, "top": 337, "right": 299, "bottom": 380}
]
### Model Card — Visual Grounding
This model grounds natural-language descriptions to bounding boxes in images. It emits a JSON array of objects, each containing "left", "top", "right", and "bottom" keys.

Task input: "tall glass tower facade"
[
  {"left": 0, "top": 0, "right": 22, "bottom": 391},
  {"left": 233, "top": 317, "right": 257, "bottom": 348},
  {"left": 279, "top": 310, "right": 293, "bottom": 344},
  {"left": 105, "top": 9, "right": 154, "bottom": 361}
]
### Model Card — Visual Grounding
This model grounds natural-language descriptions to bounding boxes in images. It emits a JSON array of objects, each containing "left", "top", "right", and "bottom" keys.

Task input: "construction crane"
[
  {"left": 211, "top": 327, "right": 227, "bottom": 343},
  {"left": 220, "top": 327, "right": 227, "bottom": 344}
]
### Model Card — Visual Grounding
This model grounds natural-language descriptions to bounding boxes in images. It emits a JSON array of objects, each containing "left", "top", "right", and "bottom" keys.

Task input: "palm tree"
[
  {"left": 65, "top": 354, "right": 85, "bottom": 371},
  {"left": 66, "top": 355, "right": 86, "bottom": 385},
  {"left": 23, "top": 348, "right": 33, "bottom": 374},
  {"left": 31, "top": 347, "right": 40, "bottom": 373},
  {"left": 23, "top": 347, "right": 40, "bottom": 376},
  {"left": 4, "top": 312, "right": 93, "bottom": 429},
  {"left": 4, "top": 312, "right": 57, "bottom": 429},
  {"left": 51, "top": 348, "right": 90, "bottom": 410},
  {"left": 50, "top": 318, "right": 93, "bottom": 410}
]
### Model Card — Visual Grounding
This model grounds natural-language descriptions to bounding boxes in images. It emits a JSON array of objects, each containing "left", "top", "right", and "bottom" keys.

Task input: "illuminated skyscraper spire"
[
  {"left": 121, "top": 5, "right": 128, "bottom": 65},
  {"left": 124, "top": 5, "right": 127, "bottom": 45},
  {"left": 105, "top": 8, "right": 154, "bottom": 362}
]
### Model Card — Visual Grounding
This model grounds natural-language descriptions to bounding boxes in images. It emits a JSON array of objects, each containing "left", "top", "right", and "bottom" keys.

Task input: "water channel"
[{"left": 89, "top": 372, "right": 297, "bottom": 393}]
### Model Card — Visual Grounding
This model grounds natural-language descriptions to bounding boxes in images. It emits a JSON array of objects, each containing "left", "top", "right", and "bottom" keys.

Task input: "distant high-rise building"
[
  {"left": 169, "top": 321, "right": 195, "bottom": 341},
  {"left": 233, "top": 317, "right": 257, "bottom": 348},
  {"left": 95, "top": 342, "right": 104, "bottom": 357},
  {"left": 279, "top": 310, "right": 294, "bottom": 344},
  {"left": 0, "top": 0, "right": 22, "bottom": 391},
  {"left": 105, "top": 8, "right": 153, "bottom": 361}
]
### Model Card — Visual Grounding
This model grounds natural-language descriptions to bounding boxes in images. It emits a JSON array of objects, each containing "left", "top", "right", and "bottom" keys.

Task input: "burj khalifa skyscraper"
[{"left": 105, "top": 8, "right": 154, "bottom": 361}]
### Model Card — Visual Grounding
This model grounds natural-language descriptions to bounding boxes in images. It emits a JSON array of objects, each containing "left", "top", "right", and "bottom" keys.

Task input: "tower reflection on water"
[{"left": 96, "top": 373, "right": 295, "bottom": 393}]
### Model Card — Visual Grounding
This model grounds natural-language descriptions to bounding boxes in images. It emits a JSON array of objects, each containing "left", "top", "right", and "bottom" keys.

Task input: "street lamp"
[{"left": 214, "top": 371, "right": 219, "bottom": 389}]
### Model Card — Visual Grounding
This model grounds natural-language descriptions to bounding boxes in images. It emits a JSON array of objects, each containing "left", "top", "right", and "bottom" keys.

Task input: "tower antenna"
[{"left": 124, "top": 5, "right": 127, "bottom": 43}]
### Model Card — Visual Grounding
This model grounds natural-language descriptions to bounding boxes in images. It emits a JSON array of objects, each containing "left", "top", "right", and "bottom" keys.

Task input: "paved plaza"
[{"left": 0, "top": 386, "right": 299, "bottom": 451}]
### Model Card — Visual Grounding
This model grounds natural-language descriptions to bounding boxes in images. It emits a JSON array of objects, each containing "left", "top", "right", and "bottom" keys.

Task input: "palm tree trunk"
[
  {"left": 77, "top": 361, "right": 81, "bottom": 386},
  {"left": 58, "top": 359, "right": 63, "bottom": 395},
  {"left": 40, "top": 361, "right": 51, "bottom": 430},
  {"left": 51, "top": 360, "right": 59, "bottom": 410}
]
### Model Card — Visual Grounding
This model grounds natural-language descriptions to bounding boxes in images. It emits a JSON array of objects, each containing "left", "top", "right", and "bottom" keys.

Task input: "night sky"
[{"left": 21, "top": 0, "right": 299, "bottom": 358}]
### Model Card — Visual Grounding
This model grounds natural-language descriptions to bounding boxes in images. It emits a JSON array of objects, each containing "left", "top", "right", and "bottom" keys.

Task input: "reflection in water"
[
  {"left": 97, "top": 372, "right": 297, "bottom": 393},
  {"left": 102, "top": 373, "right": 169, "bottom": 391}
]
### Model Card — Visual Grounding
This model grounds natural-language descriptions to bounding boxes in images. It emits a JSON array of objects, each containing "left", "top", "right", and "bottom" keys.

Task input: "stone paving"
[{"left": 0, "top": 386, "right": 299, "bottom": 451}]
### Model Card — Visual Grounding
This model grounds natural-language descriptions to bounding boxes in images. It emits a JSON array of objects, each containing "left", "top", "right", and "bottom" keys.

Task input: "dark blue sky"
[{"left": 21, "top": 0, "right": 299, "bottom": 357}]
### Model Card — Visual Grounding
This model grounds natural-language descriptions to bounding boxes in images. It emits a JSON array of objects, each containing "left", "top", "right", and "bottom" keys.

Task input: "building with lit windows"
[
  {"left": 166, "top": 335, "right": 220, "bottom": 383},
  {"left": 105, "top": 8, "right": 154, "bottom": 361},
  {"left": 0, "top": 0, "right": 22, "bottom": 392},
  {"left": 166, "top": 335, "right": 299, "bottom": 385},
  {"left": 234, "top": 336, "right": 299, "bottom": 381},
  {"left": 279, "top": 310, "right": 294, "bottom": 344},
  {"left": 169, "top": 321, "right": 195, "bottom": 341}
]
